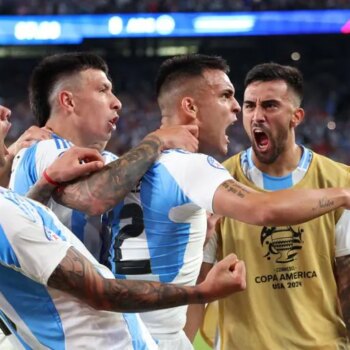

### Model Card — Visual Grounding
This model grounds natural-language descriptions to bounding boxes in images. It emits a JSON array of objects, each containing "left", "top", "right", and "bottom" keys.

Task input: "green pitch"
[{"left": 193, "top": 332, "right": 211, "bottom": 350}]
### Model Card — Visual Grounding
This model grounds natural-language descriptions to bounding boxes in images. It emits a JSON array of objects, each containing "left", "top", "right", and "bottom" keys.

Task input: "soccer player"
[
  {"left": 51, "top": 54, "right": 350, "bottom": 350},
  {"left": 0, "top": 103, "right": 246, "bottom": 349},
  {"left": 190, "top": 63, "right": 350, "bottom": 349},
  {"left": 8, "top": 52, "right": 200, "bottom": 349},
  {"left": 9, "top": 52, "right": 199, "bottom": 259}
]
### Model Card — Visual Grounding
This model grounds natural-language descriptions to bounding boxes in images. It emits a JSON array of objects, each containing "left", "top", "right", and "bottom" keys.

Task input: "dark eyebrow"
[
  {"left": 261, "top": 99, "right": 280, "bottom": 107},
  {"left": 223, "top": 88, "right": 234, "bottom": 96},
  {"left": 243, "top": 99, "right": 280, "bottom": 106}
]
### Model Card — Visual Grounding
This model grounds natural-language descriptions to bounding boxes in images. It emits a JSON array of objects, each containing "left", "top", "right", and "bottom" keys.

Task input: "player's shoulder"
[
  {"left": 158, "top": 149, "right": 196, "bottom": 164},
  {"left": 312, "top": 151, "right": 350, "bottom": 173},
  {"left": 0, "top": 187, "right": 39, "bottom": 221},
  {"left": 46, "top": 134, "right": 73, "bottom": 150},
  {"left": 101, "top": 150, "right": 118, "bottom": 164},
  {"left": 13, "top": 137, "right": 74, "bottom": 173},
  {"left": 23, "top": 136, "right": 72, "bottom": 154},
  {"left": 222, "top": 152, "right": 241, "bottom": 172},
  {"left": 161, "top": 148, "right": 193, "bottom": 156},
  {"left": 160, "top": 149, "right": 205, "bottom": 162},
  {"left": 159, "top": 150, "right": 226, "bottom": 171}
]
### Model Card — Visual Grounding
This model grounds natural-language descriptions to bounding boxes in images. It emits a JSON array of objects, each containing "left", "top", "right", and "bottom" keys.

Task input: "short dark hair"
[
  {"left": 29, "top": 52, "right": 109, "bottom": 127},
  {"left": 244, "top": 62, "right": 304, "bottom": 102},
  {"left": 156, "top": 54, "right": 230, "bottom": 97}
]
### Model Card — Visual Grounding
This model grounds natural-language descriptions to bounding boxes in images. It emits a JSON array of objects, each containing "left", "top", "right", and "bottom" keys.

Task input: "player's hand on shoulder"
[
  {"left": 7, "top": 125, "right": 52, "bottom": 157},
  {"left": 199, "top": 253, "right": 246, "bottom": 301},
  {"left": 45, "top": 146, "right": 104, "bottom": 184},
  {"left": 151, "top": 125, "right": 199, "bottom": 153}
]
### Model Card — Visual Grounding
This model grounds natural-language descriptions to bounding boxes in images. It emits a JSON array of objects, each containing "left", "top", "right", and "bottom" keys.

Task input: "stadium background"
[{"left": 1, "top": 1, "right": 350, "bottom": 348}]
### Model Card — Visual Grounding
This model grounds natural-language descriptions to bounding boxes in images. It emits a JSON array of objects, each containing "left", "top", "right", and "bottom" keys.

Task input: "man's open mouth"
[{"left": 254, "top": 129, "right": 269, "bottom": 151}]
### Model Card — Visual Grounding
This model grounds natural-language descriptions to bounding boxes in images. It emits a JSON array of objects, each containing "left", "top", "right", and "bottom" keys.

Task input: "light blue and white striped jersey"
[
  {"left": 0, "top": 187, "right": 157, "bottom": 350},
  {"left": 9, "top": 134, "right": 117, "bottom": 260},
  {"left": 107, "top": 150, "right": 232, "bottom": 335},
  {"left": 240, "top": 145, "right": 313, "bottom": 190}
]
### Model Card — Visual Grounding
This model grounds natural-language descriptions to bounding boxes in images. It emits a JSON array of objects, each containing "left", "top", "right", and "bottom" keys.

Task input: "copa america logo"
[{"left": 261, "top": 226, "right": 304, "bottom": 263}]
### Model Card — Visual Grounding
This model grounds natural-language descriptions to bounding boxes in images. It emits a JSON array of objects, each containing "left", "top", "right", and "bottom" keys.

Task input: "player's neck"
[
  {"left": 45, "top": 121, "right": 105, "bottom": 152},
  {"left": 252, "top": 143, "right": 303, "bottom": 177}
]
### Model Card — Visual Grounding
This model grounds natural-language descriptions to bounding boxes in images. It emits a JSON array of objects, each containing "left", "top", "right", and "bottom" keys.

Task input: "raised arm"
[
  {"left": 213, "top": 179, "right": 350, "bottom": 226},
  {"left": 47, "top": 247, "right": 245, "bottom": 313},
  {"left": 53, "top": 125, "right": 199, "bottom": 215}
]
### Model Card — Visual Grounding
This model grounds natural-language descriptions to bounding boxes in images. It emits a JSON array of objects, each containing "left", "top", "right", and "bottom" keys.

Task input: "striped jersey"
[
  {"left": 9, "top": 134, "right": 117, "bottom": 260},
  {"left": 106, "top": 149, "right": 232, "bottom": 335},
  {"left": 0, "top": 186, "right": 157, "bottom": 350}
]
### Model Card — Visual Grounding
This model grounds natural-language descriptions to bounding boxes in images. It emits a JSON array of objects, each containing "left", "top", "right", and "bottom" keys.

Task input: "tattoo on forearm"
[
  {"left": 336, "top": 255, "right": 350, "bottom": 333},
  {"left": 48, "top": 247, "right": 204, "bottom": 312},
  {"left": 55, "top": 135, "right": 163, "bottom": 214},
  {"left": 312, "top": 197, "right": 335, "bottom": 212},
  {"left": 319, "top": 197, "right": 335, "bottom": 209},
  {"left": 221, "top": 180, "right": 249, "bottom": 198},
  {"left": 27, "top": 181, "right": 55, "bottom": 205}
]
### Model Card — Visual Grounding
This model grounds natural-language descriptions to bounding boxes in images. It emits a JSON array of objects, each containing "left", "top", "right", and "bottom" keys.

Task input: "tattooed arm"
[
  {"left": 336, "top": 255, "right": 350, "bottom": 335},
  {"left": 53, "top": 126, "right": 199, "bottom": 215},
  {"left": 213, "top": 179, "right": 350, "bottom": 226},
  {"left": 47, "top": 247, "right": 245, "bottom": 312}
]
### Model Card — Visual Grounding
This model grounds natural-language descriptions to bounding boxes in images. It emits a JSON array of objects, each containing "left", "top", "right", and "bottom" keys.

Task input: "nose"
[
  {"left": 111, "top": 93, "right": 122, "bottom": 111},
  {"left": 251, "top": 104, "right": 265, "bottom": 123},
  {"left": 231, "top": 98, "right": 241, "bottom": 119}
]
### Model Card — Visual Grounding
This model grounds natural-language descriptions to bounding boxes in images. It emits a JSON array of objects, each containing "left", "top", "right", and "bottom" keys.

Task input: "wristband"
[{"left": 43, "top": 169, "right": 60, "bottom": 187}]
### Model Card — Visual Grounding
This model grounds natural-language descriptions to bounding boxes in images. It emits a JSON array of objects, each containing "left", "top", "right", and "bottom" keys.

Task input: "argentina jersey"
[
  {"left": 9, "top": 134, "right": 118, "bottom": 260},
  {"left": 107, "top": 149, "right": 232, "bottom": 334},
  {"left": 241, "top": 145, "right": 313, "bottom": 190},
  {"left": 0, "top": 187, "right": 157, "bottom": 350}
]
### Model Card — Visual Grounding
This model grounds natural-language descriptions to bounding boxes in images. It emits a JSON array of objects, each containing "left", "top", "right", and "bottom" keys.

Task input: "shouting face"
[
  {"left": 243, "top": 80, "right": 302, "bottom": 164},
  {"left": 195, "top": 69, "right": 241, "bottom": 156}
]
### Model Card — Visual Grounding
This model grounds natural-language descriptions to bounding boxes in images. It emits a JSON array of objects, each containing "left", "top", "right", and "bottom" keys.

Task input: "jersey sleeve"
[
  {"left": 9, "top": 139, "right": 71, "bottom": 195},
  {"left": 0, "top": 195, "right": 72, "bottom": 285},
  {"left": 335, "top": 209, "right": 350, "bottom": 257},
  {"left": 203, "top": 232, "right": 218, "bottom": 264},
  {"left": 161, "top": 152, "right": 233, "bottom": 213}
]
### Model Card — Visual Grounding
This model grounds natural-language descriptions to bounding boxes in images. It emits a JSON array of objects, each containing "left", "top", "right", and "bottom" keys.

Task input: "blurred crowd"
[
  {"left": 1, "top": 0, "right": 350, "bottom": 15},
  {"left": 1, "top": 56, "right": 350, "bottom": 164}
]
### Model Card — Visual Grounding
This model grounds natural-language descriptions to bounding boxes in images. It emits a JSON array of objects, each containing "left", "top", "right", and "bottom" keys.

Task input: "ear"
[
  {"left": 58, "top": 90, "right": 75, "bottom": 111},
  {"left": 181, "top": 97, "right": 198, "bottom": 122},
  {"left": 290, "top": 107, "right": 304, "bottom": 128}
]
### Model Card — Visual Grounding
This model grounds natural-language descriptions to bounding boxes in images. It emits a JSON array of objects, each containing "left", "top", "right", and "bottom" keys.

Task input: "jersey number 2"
[{"left": 113, "top": 203, "right": 152, "bottom": 275}]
